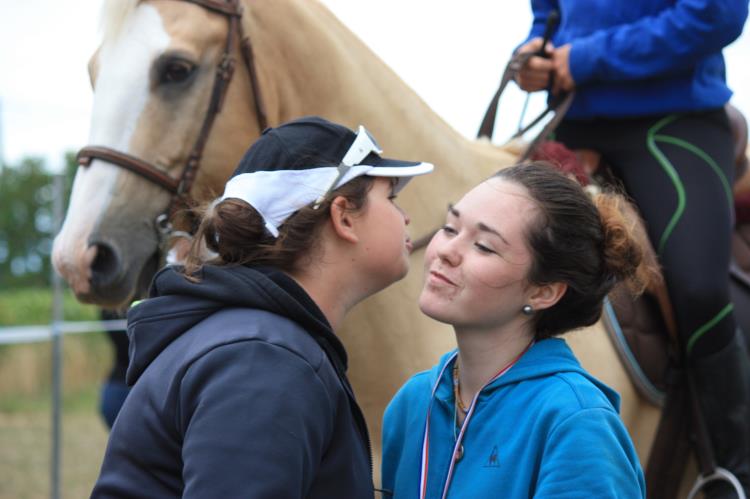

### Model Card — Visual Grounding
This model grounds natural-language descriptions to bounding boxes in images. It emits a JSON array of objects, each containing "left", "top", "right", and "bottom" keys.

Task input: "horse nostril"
[{"left": 90, "top": 241, "right": 122, "bottom": 286}]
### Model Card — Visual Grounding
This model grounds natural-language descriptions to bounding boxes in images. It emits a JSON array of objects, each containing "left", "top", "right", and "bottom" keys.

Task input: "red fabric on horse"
[
  {"left": 736, "top": 191, "right": 750, "bottom": 225},
  {"left": 529, "top": 141, "right": 590, "bottom": 186}
]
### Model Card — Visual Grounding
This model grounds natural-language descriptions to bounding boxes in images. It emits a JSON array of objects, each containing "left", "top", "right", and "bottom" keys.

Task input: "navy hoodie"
[{"left": 91, "top": 265, "right": 373, "bottom": 498}]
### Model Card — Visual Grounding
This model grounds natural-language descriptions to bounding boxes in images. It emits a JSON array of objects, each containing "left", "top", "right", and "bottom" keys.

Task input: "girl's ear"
[
  {"left": 329, "top": 196, "right": 359, "bottom": 244},
  {"left": 528, "top": 281, "right": 567, "bottom": 311}
]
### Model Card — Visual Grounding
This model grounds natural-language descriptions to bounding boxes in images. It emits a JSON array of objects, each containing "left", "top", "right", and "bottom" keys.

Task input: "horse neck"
[
  {"left": 245, "top": 1, "right": 515, "bottom": 226},
  {"left": 192, "top": 0, "right": 516, "bottom": 232},
  {"left": 247, "top": 0, "right": 467, "bottom": 159}
]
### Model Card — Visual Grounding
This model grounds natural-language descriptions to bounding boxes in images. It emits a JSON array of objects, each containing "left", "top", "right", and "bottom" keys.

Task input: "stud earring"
[{"left": 522, "top": 304, "right": 534, "bottom": 316}]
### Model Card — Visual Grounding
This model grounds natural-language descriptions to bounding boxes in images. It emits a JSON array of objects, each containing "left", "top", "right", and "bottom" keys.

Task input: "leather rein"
[
  {"left": 476, "top": 50, "right": 575, "bottom": 160},
  {"left": 76, "top": 0, "right": 268, "bottom": 242},
  {"left": 411, "top": 51, "right": 575, "bottom": 253}
]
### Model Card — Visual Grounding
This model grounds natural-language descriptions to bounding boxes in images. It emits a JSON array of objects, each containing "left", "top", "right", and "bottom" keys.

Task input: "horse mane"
[{"left": 100, "top": 0, "right": 139, "bottom": 45}]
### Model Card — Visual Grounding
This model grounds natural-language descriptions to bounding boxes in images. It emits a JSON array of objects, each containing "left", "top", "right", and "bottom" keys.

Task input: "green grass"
[
  {"left": 0, "top": 383, "right": 101, "bottom": 414},
  {"left": 0, "top": 287, "right": 100, "bottom": 326},
  {"left": 0, "top": 287, "right": 113, "bottom": 397},
  {"left": 0, "top": 388, "right": 110, "bottom": 499},
  {"left": 0, "top": 288, "right": 114, "bottom": 498}
]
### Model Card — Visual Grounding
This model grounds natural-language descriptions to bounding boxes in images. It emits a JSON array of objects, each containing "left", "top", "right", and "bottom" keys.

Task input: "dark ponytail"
[{"left": 182, "top": 176, "right": 374, "bottom": 278}]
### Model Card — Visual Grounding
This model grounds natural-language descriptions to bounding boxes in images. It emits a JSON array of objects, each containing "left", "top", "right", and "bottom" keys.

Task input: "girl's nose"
[
  {"left": 396, "top": 204, "right": 410, "bottom": 226},
  {"left": 436, "top": 235, "right": 462, "bottom": 266}
]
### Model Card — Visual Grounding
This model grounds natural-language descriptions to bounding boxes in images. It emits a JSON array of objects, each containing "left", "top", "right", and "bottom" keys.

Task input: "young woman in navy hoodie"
[
  {"left": 90, "top": 116, "right": 432, "bottom": 499},
  {"left": 383, "top": 163, "right": 648, "bottom": 498}
]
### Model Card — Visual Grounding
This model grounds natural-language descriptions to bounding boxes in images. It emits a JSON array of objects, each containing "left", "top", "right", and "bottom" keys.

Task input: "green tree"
[{"left": 0, "top": 153, "right": 77, "bottom": 288}]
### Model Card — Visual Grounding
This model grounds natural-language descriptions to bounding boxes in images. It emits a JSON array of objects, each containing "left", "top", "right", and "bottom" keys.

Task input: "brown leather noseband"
[{"left": 77, "top": 0, "right": 268, "bottom": 234}]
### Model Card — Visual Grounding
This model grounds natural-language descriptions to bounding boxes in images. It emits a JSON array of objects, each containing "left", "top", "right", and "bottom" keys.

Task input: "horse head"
[{"left": 52, "top": 0, "right": 263, "bottom": 306}]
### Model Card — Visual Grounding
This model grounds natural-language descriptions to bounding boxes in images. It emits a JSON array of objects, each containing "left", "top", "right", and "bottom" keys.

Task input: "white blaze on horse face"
[
  {"left": 89, "top": 5, "right": 170, "bottom": 149},
  {"left": 52, "top": 5, "right": 170, "bottom": 295}
]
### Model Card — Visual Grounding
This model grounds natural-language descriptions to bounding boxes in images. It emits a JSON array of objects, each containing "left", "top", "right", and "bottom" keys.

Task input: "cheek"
[
  {"left": 468, "top": 257, "right": 529, "bottom": 291},
  {"left": 423, "top": 234, "right": 442, "bottom": 263},
  {"left": 384, "top": 206, "right": 406, "bottom": 236}
]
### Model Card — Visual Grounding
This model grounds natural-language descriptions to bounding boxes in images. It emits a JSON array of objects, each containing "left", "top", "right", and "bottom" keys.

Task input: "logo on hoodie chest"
[{"left": 483, "top": 445, "right": 501, "bottom": 468}]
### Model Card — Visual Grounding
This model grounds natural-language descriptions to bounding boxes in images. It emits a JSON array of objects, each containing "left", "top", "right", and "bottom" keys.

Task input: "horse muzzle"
[{"left": 52, "top": 227, "right": 160, "bottom": 307}]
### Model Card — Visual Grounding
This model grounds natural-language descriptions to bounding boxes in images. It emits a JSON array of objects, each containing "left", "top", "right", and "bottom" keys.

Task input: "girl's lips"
[
  {"left": 429, "top": 270, "right": 456, "bottom": 286},
  {"left": 406, "top": 238, "right": 413, "bottom": 254}
]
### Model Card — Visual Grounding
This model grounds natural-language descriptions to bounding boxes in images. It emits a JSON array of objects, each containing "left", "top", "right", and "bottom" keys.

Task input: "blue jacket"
[
  {"left": 91, "top": 265, "right": 373, "bottom": 498},
  {"left": 382, "top": 339, "right": 645, "bottom": 498},
  {"left": 524, "top": 0, "right": 748, "bottom": 118}
]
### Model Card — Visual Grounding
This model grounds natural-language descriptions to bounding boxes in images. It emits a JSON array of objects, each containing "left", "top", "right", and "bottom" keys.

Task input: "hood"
[
  {"left": 430, "top": 338, "right": 621, "bottom": 410},
  {"left": 125, "top": 265, "right": 343, "bottom": 385}
]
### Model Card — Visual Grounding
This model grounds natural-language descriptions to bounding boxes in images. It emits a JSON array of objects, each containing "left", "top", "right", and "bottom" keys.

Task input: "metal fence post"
[{"left": 50, "top": 174, "right": 64, "bottom": 499}]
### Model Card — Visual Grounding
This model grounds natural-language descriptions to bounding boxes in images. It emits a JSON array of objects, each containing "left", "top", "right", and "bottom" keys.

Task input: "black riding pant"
[{"left": 556, "top": 108, "right": 736, "bottom": 360}]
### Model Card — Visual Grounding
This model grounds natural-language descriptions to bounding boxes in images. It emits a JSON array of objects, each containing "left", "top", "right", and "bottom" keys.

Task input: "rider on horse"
[{"left": 516, "top": 1, "right": 750, "bottom": 496}]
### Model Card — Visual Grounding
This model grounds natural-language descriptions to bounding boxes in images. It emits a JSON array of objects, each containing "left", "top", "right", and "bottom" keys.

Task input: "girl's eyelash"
[
  {"left": 441, "top": 225, "right": 496, "bottom": 254},
  {"left": 475, "top": 243, "right": 495, "bottom": 254}
]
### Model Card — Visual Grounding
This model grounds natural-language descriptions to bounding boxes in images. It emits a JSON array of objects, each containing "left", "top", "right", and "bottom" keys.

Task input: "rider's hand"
[
  {"left": 515, "top": 37, "right": 554, "bottom": 92},
  {"left": 552, "top": 44, "right": 575, "bottom": 95}
]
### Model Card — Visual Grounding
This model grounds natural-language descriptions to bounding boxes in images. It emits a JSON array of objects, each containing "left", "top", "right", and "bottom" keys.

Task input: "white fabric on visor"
[{"left": 219, "top": 162, "right": 432, "bottom": 237}]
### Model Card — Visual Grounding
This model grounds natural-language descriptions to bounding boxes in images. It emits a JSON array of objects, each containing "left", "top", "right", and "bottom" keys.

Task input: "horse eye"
[{"left": 160, "top": 60, "right": 195, "bottom": 84}]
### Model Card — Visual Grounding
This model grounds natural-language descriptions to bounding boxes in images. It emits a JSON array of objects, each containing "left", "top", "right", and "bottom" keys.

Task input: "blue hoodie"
[
  {"left": 382, "top": 339, "right": 645, "bottom": 498},
  {"left": 523, "top": 0, "right": 748, "bottom": 118}
]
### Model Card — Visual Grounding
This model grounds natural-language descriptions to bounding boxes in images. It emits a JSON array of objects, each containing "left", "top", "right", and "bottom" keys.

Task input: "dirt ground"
[{"left": 0, "top": 406, "right": 109, "bottom": 499}]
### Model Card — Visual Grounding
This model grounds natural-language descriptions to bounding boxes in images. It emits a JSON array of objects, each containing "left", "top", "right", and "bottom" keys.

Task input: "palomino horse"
[{"left": 52, "top": 0, "right": 663, "bottom": 486}]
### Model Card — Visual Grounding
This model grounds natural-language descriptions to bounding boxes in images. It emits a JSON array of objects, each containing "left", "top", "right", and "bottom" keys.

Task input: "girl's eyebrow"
[
  {"left": 478, "top": 222, "right": 509, "bottom": 245},
  {"left": 447, "top": 203, "right": 508, "bottom": 245}
]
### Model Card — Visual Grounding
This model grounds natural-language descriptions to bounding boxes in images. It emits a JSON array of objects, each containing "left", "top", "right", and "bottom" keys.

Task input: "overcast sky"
[{"left": 1, "top": 1, "right": 748, "bottom": 171}]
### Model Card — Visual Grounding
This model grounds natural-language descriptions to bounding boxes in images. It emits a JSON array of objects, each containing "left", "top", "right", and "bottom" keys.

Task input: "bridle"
[{"left": 76, "top": 0, "right": 268, "bottom": 246}]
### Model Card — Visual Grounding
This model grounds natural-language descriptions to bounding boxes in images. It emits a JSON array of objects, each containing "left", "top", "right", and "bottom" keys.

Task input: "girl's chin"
[{"left": 418, "top": 299, "right": 454, "bottom": 324}]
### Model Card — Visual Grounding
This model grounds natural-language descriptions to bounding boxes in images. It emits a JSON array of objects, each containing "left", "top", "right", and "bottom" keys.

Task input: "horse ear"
[
  {"left": 88, "top": 48, "right": 101, "bottom": 90},
  {"left": 328, "top": 196, "right": 359, "bottom": 244}
]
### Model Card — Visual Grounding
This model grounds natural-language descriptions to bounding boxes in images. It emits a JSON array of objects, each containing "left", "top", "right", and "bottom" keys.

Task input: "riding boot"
[{"left": 694, "top": 329, "right": 750, "bottom": 498}]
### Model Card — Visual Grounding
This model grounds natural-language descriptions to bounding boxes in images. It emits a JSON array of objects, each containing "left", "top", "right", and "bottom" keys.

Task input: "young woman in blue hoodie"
[
  {"left": 515, "top": 2, "right": 750, "bottom": 495},
  {"left": 383, "top": 163, "right": 648, "bottom": 498},
  {"left": 90, "top": 116, "right": 433, "bottom": 499}
]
